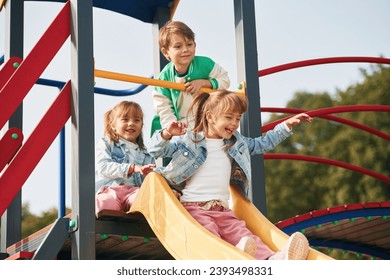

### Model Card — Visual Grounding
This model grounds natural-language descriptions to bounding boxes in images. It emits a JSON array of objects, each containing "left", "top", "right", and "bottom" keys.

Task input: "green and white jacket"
[{"left": 151, "top": 56, "right": 230, "bottom": 136}]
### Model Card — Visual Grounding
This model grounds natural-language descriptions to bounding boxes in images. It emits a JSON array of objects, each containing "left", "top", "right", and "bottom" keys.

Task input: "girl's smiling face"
[
  {"left": 112, "top": 111, "right": 143, "bottom": 143},
  {"left": 206, "top": 110, "right": 242, "bottom": 139}
]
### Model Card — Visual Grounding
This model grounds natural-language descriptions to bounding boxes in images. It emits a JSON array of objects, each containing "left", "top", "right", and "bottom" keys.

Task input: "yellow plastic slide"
[{"left": 129, "top": 172, "right": 332, "bottom": 260}]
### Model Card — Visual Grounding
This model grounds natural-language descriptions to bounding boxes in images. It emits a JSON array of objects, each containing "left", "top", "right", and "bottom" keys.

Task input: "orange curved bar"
[{"left": 94, "top": 69, "right": 246, "bottom": 98}]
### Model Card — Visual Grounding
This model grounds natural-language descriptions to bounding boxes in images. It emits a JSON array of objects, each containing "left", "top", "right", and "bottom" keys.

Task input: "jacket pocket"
[
  {"left": 111, "top": 153, "right": 126, "bottom": 163},
  {"left": 171, "top": 145, "right": 195, "bottom": 163}
]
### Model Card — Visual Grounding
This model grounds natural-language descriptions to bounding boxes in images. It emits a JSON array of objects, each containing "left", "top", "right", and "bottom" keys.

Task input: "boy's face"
[{"left": 162, "top": 33, "right": 196, "bottom": 74}]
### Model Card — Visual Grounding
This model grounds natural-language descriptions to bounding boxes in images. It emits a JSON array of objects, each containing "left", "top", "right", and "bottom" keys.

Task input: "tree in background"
[
  {"left": 264, "top": 65, "right": 390, "bottom": 222},
  {"left": 21, "top": 203, "right": 66, "bottom": 238},
  {"left": 263, "top": 65, "right": 390, "bottom": 259},
  {"left": 0, "top": 203, "right": 71, "bottom": 239}
]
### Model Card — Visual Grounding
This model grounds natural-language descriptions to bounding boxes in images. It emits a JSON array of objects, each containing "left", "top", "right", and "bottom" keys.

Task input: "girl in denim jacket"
[
  {"left": 147, "top": 90, "right": 313, "bottom": 260},
  {"left": 95, "top": 101, "right": 155, "bottom": 216}
]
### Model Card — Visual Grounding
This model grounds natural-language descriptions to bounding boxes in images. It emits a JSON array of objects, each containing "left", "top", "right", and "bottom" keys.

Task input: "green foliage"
[
  {"left": 314, "top": 247, "right": 373, "bottom": 260},
  {"left": 21, "top": 203, "right": 59, "bottom": 238},
  {"left": 264, "top": 65, "right": 390, "bottom": 223},
  {"left": 23, "top": 204, "right": 72, "bottom": 238},
  {"left": 0, "top": 203, "right": 71, "bottom": 239},
  {"left": 262, "top": 66, "right": 390, "bottom": 260}
]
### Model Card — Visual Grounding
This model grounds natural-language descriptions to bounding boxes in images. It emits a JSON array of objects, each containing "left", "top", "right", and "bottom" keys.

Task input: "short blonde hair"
[
  {"left": 159, "top": 21, "right": 195, "bottom": 50},
  {"left": 104, "top": 101, "right": 145, "bottom": 149}
]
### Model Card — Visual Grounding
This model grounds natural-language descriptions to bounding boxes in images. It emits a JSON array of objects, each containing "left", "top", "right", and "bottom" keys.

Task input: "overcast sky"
[{"left": 1, "top": 0, "right": 389, "bottom": 214}]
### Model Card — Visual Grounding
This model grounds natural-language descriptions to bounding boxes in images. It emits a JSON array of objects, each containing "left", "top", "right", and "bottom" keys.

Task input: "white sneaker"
[
  {"left": 269, "top": 232, "right": 309, "bottom": 260},
  {"left": 236, "top": 236, "right": 256, "bottom": 257}
]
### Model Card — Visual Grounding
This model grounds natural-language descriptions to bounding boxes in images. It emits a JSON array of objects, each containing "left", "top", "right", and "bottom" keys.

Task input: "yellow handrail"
[{"left": 94, "top": 69, "right": 246, "bottom": 98}]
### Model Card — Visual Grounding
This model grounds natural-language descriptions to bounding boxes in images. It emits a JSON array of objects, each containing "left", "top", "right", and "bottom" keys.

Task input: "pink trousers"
[
  {"left": 183, "top": 203, "right": 275, "bottom": 260},
  {"left": 95, "top": 185, "right": 139, "bottom": 215}
]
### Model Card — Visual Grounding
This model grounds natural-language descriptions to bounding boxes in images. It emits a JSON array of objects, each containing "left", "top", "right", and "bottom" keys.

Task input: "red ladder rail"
[
  {"left": 0, "top": 1, "right": 70, "bottom": 130},
  {"left": 0, "top": 81, "right": 71, "bottom": 217},
  {"left": 0, "top": 128, "right": 23, "bottom": 173},
  {"left": 0, "top": 57, "right": 23, "bottom": 90}
]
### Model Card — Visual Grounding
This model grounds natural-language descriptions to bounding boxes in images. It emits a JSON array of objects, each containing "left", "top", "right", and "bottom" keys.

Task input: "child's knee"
[{"left": 96, "top": 194, "right": 120, "bottom": 212}]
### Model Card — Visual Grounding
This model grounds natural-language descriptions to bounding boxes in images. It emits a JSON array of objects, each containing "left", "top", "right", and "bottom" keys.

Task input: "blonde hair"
[
  {"left": 104, "top": 101, "right": 145, "bottom": 149},
  {"left": 188, "top": 90, "right": 248, "bottom": 143},
  {"left": 159, "top": 21, "right": 195, "bottom": 50}
]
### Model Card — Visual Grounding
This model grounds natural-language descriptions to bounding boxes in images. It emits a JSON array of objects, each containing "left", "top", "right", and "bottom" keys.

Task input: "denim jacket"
[
  {"left": 147, "top": 122, "right": 292, "bottom": 200},
  {"left": 95, "top": 137, "right": 155, "bottom": 193}
]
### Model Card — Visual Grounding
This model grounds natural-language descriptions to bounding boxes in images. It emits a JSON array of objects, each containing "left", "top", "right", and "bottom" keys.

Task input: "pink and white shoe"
[
  {"left": 236, "top": 236, "right": 257, "bottom": 257},
  {"left": 269, "top": 232, "right": 309, "bottom": 260}
]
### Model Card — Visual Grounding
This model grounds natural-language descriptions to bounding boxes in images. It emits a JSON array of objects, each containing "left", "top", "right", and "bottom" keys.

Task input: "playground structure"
[{"left": 1, "top": 0, "right": 389, "bottom": 260}]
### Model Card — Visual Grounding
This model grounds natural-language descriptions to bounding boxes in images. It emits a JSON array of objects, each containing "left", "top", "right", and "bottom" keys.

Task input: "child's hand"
[
  {"left": 285, "top": 113, "right": 313, "bottom": 130},
  {"left": 162, "top": 121, "right": 187, "bottom": 139},
  {"left": 185, "top": 79, "right": 212, "bottom": 95},
  {"left": 135, "top": 164, "right": 156, "bottom": 176}
]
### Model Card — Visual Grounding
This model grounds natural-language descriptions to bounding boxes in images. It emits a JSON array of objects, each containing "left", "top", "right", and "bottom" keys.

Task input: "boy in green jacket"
[{"left": 151, "top": 21, "right": 230, "bottom": 136}]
